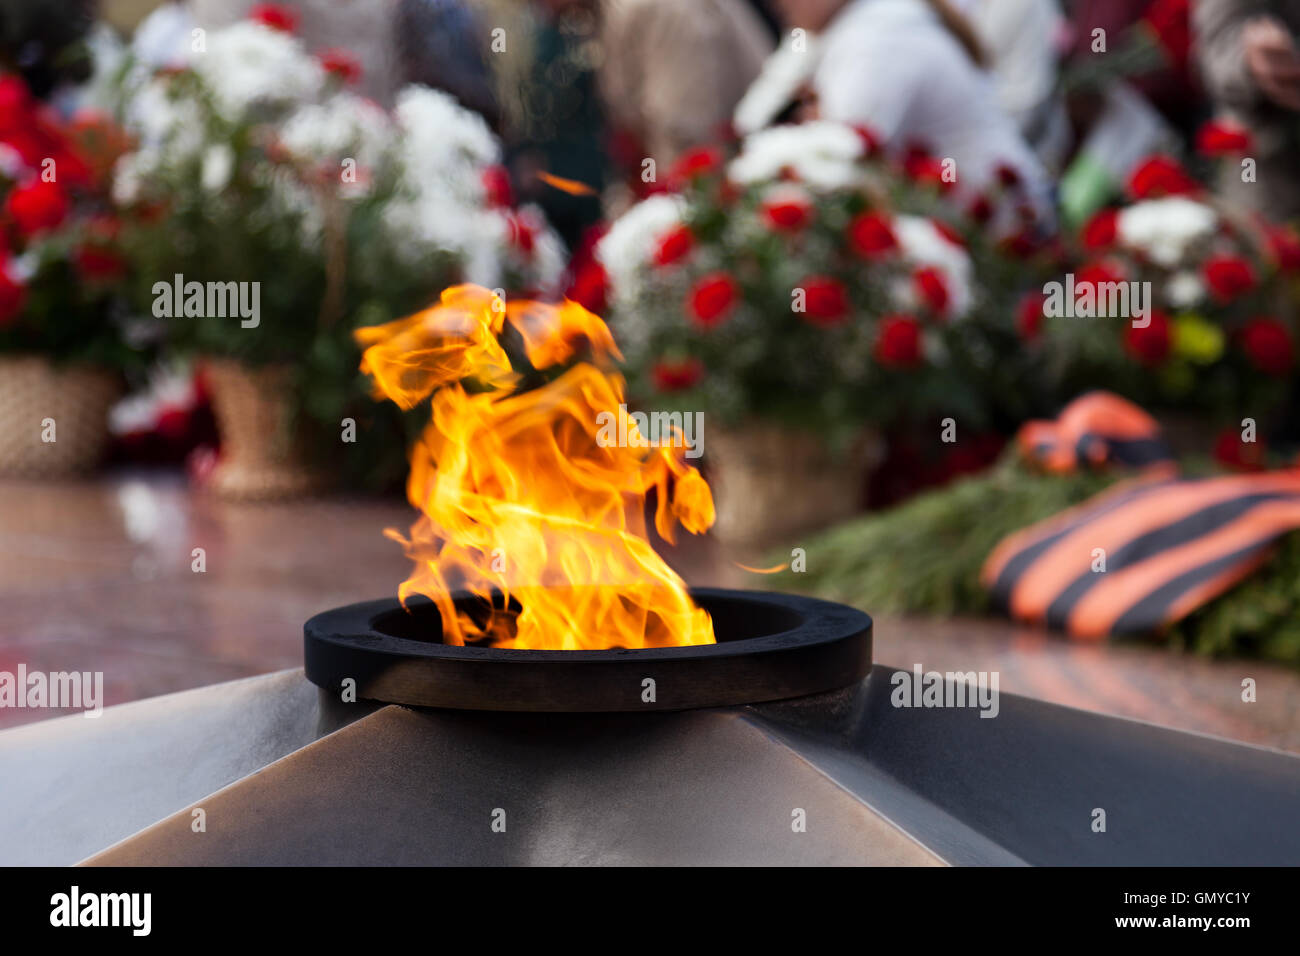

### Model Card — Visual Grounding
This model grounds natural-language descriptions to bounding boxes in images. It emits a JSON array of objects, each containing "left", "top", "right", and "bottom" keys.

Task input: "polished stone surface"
[{"left": 2, "top": 469, "right": 1297, "bottom": 756}]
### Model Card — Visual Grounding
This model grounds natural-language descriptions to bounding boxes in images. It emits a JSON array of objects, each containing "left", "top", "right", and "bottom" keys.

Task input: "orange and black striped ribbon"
[{"left": 982, "top": 471, "right": 1300, "bottom": 638}]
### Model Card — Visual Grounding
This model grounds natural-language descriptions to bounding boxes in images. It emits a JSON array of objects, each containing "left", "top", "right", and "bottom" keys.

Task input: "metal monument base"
[{"left": 2, "top": 665, "right": 1298, "bottom": 865}]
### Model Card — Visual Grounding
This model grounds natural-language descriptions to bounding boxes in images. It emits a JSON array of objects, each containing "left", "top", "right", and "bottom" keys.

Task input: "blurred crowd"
[{"left": 10, "top": 0, "right": 1300, "bottom": 249}]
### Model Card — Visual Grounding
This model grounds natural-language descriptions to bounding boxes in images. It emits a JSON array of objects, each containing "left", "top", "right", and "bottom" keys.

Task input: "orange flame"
[
  {"left": 536, "top": 171, "right": 598, "bottom": 196},
  {"left": 356, "top": 285, "right": 715, "bottom": 649}
]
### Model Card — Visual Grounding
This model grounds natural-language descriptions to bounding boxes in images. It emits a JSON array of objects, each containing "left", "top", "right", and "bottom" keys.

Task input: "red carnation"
[
  {"left": 1016, "top": 291, "right": 1047, "bottom": 340},
  {"left": 968, "top": 195, "right": 994, "bottom": 225},
  {"left": 874, "top": 314, "right": 922, "bottom": 368},
  {"left": 1202, "top": 254, "right": 1256, "bottom": 303},
  {"left": 853, "top": 125, "right": 882, "bottom": 155},
  {"left": 1240, "top": 317, "right": 1293, "bottom": 376},
  {"left": 1124, "top": 309, "right": 1172, "bottom": 366},
  {"left": 318, "top": 48, "right": 362, "bottom": 84},
  {"left": 1196, "top": 119, "right": 1252, "bottom": 157},
  {"left": 1213, "top": 428, "right": 1266, "bottom": 471},
  {"left": 1128, "top": 155, "right": 1200, "bottom": 199},
  {"left": 75, "top": 215, "right": 127, "bottom": 281},
  {"left": 931, "top": 218, "right": 966, "bottom": 248},
  {"left": 1081, "top": 208, "right": 1118, "bottom": 250},
  {"left": 1075, "top": 259, "right": 1126, "bottom": 288},
  {"left": 0, "top": 74, "right": 33, "bottom": 136},
  {"left": 651, "top": 357, "right": 705, "bottom": 392},
  {"left": 903, "top": 146, "right": 952, "bottom": 192},
  {"left": 481, "top": 165, "right": 514, "bottom": 208},
  {"left": 507, "top": 214, "right": 535, "bottom": 255},
  {"left": 667, "top": 146, "right": 721, "bottom": 188},
  {"left": 653, "top": 224, "right": 693, "bottom": 267},
  {"left": 4, "top": 178, "right": 69, "bottom": 237},
  {"left": 799, "top": 275, "right": 850, "bottom": 326},
  {"left": 995, "top": 163, "right": 1021, "bottom": 188},
  {"left": 686, "top": 272, "right": 738, "bottom": 327},
  {"left": 847, "top": 211, "right": 897, "bottom": 259},
  {"left": 249, "top": 3, "right": 298, "bottom": 32},
  {"left": 1266, "top": 225, "right": 1300, "bottom": 273},
  {"left": 565, "top": 259, "right": 609, "bottom": 316},
  {"left": 0, "top": 259, "right": 25, "bottom": 326},
  {"left": 761, "top": 194, "right": 812, "bottom": 232},
  {"left": 913, "top": 266, "right": 950, "bottom": 316},
  {"left": 1142, "top": 0, "right": 1192, "bottom": 71}
]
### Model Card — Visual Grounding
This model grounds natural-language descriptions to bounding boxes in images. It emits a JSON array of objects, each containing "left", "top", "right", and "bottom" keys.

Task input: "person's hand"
[{"left": 1243, "top": 16, "right": 1300, "bottom": 110}]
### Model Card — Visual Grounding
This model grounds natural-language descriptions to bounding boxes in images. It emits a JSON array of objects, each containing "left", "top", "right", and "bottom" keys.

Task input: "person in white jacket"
[{"left": 764, "top": 0, "right": 1056, "bottom": 231}]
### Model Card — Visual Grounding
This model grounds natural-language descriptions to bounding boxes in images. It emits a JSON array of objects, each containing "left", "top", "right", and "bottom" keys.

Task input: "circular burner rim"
[{"left": 304, "top": 588, "right": 872, "bottom": 712}]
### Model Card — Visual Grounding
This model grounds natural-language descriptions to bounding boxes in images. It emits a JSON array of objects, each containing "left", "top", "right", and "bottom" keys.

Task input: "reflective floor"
[{"left": 2, "top": 469, "right": 1298, "bottom": 754}]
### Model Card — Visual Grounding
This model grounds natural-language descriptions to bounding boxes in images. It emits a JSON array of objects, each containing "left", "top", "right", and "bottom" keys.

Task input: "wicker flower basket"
[
  {"left": 707, "top": 422, "right": 882, "bottom": 550},
  {"left": 204, "top": 359, "right": 328, "bottom": 501},
  {"left": 0, "top": 355, "right": 121, "bottom": 478}
]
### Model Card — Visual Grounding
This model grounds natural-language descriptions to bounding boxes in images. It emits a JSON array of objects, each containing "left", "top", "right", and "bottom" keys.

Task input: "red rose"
[
  {"left": 1081, "top": 208, "right": 1118, "bottom": 249},
  {"left": 874, "top": 314, "right": 922, "bottom": 368},
  {"left": 1016, "top": 291, "right": 1047, "bottom": 340},
  {"left": 481, "top": 165, "right": 514, "bottom": 208},
  {"left": 999, "top": 229, "right": 1038, "bottom": 259},
  {"left": 651, "top": 357, "right": 704, "bottom": 392},
  {"left": 1196, "top": 119, "right": 1252, "bottom": 156},
  {"left": 0, "top": 259, "right": 25, "bottom": 325},
  {"left": 761, "top": 195, "right": 812, "bottom": 232},
  {"left": 847, "top": 211, "right": 897, "bottom": 259},
  {"left": 4, "top": 178, "right": 69, "bottom": 237},
  {"left": 1124, "top": 309, "right": 1172, "bottom": 366},
  {"left": 1202, "top": 254, "right": 1256, "bottom": 303},
  {"left": 1213, "top": 428, "right": 1266, "bottom": 471},
  {"left": 1266, "top": 225, "right": 1300, "bottom": 273},
  {"left": 1240, "top": 317, "right": 1293, "bottom": 376},
  {"left": 800, "top": 275, "right": 850, "bottom": 326},
  {"left": 318, "top": 48, "right": 362, "bottom": 84},
  {"left": 652, "top": 224, "right": 693, "bottom": 267},
  {"left": 1127, "top": 155, "right": 1200, "bottom": 199},
  {"left": 667, "top": 146, "right": 721, "bottom": 188},
  {"left": 913, "top": 266, "right": 950, "bottom": 316},
  {"left": 249, "top": 3, "right": 298, "bottom": 32},
  {"left": 686, "top": 273, "right": 738, "bottom": 327},
  {"left": 565, "top": 259, "right": 608, "bottom": 315}
]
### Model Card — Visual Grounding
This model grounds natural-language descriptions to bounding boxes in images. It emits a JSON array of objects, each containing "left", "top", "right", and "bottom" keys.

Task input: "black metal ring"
[{"left": 304, "top": 588, "right": 872, "bottom": 712}]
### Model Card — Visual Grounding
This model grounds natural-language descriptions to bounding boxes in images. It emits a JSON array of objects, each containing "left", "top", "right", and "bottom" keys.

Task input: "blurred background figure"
[
  {"left": 597, "top": 0, "right": 773, "bottom": 170},
  {"left": 954, "top": 0, "right": 1073, "bottom": 171},
  {"left": 762, "top": 0, "right": 1055, "bottom": 229},
  {"left": 1195, "top": 0, "right": 1300, "bottom": 219}
]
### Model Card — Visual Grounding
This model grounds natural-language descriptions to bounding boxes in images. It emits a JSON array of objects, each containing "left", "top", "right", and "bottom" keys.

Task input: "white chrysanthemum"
[
  {"left": 194, "top": 21, "right": 324, "bottom": 119},
  {"left": 200, "top": 144, "right": 234, "bottom": 193},
  {"left": 595, "top": 194, "right": 687, "bottom": 301},
  {"left": 279, "top": 92, "right": 392, "bottom": 168},
  {"left": 728, "top": 121, "right": 863, "bottom": 191},
  {"left": 892, "top": 215, "right": 974, "bottom": 318},
  {"left": 394, "top": 86, "right": 499, "bottom": 198},
  {"left": 733, "top": 33, "right": 823, "bottom": 136},
  {"left": 1116, "top": 197, "right": 1218, "bottom": 269},
  {"left": 1165, "top": 270, "right": 1205, "bottom": 309},
  {"left": 128, "top": 77, "right": 205, "bottom": 162}
]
